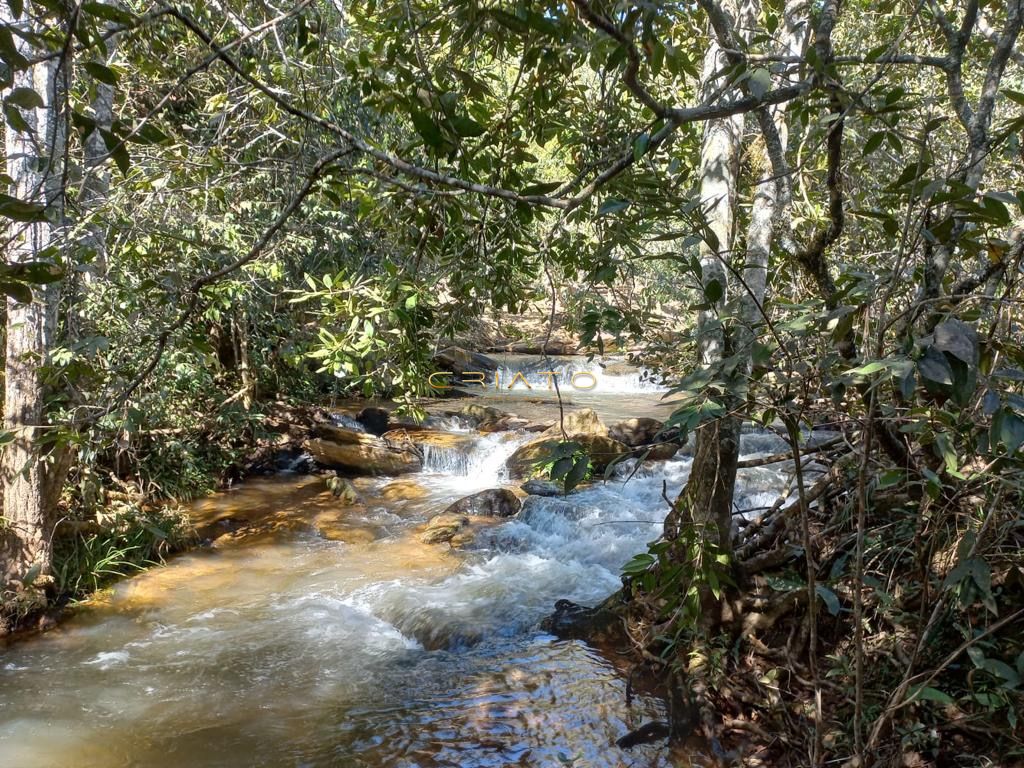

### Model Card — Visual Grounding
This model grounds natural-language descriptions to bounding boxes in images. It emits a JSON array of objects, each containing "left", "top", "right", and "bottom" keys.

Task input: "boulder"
[
  {"left": 304, "top": 424, "right": 421, "bottom": 476},
  {"left": 641, "top": 442, "right": 680, "bottom": 462},
  {"left": 508, "top": 339, "right": 577, "bottom": 355},
  {"left": 419, "top": 513, "right": 469, "bottom": 544},
  {"left": 478, "top": 416, "right": 529, "bottom": 433},
  {"left": 521, "top": 478, "right": 563, "bottom": 497},
  {"left": 523, "top": 420, "right": 555, "bottom": 433},
  {"left": 443, "top": 404, "right": 527, "bottom": 433},
  {"left": 600, "top": 360, "right": 638, "bottom": 376},
  {"left": 433, "top": 346, "right": 498, "bottom": 376},
  {"left": 356, "top": 407, "right": 390, "bottom": 436},
  {"left": 506, "top": 434, "right": 627, "bottom": 479},
  {"left": 539, "top": 408, "right": 608, "bottom": 438},
  {"left": 609, "top": 417, "right": 664, "bottom": 447},
  {"left": 443, "top": 488, "right": 521, "bottom": 518},
  {"left": 452, "top": 403, "right": 507, "bottom": 424}
]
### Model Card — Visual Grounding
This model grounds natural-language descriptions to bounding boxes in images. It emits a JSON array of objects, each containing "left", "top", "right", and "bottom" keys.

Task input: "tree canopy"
[{"left": 2, "top": 0, "right": 1023, "bottom": 764}]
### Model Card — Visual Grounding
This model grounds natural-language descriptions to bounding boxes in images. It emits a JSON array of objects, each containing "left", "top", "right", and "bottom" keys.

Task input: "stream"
[{"left": 0, "top": 363, "right": 803, "bottom": 768}]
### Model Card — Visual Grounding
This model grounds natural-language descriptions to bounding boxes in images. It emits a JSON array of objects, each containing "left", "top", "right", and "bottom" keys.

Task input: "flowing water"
[{"left": 0, "top": 380, "right": 811, "bottom": 768}]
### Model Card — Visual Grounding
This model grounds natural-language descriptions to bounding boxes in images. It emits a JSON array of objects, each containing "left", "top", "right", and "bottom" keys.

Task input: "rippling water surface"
[{"left": 0, "top": 387, "right": 804, "bottom": 768}]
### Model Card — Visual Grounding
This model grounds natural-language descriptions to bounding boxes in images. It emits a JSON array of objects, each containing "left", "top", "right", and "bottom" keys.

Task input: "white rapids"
[{"left": 0, "top": 410, "right": 809, "bottom": 768}]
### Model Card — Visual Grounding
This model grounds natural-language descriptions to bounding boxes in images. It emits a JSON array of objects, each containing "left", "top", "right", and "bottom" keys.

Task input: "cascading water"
[
  {"left": 486, "top": 355, "right": 668, "bottom": 395},
  {"left": 0, "top": 403, "right": 804, "bottom": 768},
  {"left": 330, "top": 413, "right": 366, "bottom": 431}
]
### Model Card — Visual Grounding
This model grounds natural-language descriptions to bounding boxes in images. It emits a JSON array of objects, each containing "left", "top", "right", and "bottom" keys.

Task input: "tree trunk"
[
  {"left": 666, "top": 0, "right": 744, "bottom": 558},
  {"left": 737, "top": 0, "right": 808, "bottom": 361},
  {"left": 1, "top": 2, "right": 70, "bottom": 587},
  {"left": 81, "top": 22, "right": 117, "bottom": 279}
]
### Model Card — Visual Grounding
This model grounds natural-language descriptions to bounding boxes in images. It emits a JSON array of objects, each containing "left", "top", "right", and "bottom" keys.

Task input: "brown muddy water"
[{"left": 0, "top": 375, "right": 801, "bottom": 767}]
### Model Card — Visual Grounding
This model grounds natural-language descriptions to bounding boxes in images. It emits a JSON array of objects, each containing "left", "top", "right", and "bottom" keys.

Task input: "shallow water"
[{"left": 0, "top": 403, "right": 803, "bottom": 768}]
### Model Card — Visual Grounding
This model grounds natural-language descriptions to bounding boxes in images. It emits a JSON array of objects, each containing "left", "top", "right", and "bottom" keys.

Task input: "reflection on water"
[{"left": 0, "top": 414, "right": 800, "bottom": 768}]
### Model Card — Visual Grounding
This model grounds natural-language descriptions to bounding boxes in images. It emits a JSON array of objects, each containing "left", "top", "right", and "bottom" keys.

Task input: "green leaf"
[
  {"left": 451, "top": 114, "right": 485, "bottom": 137},
  {"left": 815, "top": 585, "right": 841, "bottom": 616},
  {"left": 6, "top": 86, "right": 42, "bottom": 109},
  {"left": 129, "top": 122, "right": 170, "bottom": 145},
  {"left": 5, "top": 103, "right": 31, "bottom": 132},
  {"left": 703, "top": 278, "right": 723, "bottom": 303},
  {"left": 917, "top": 347, "right": 953, "bottom": 386},
  {"left": 747, "top": 68, "right": 772, "bottom": 99},
  {"left": 82, "top": 1, "right": 136, "bottom": 24},
  {"left": 1002, "top": 88, "right": 1024, "bottom": 107},
  {"left": 597, "top": 198, "right": 630, "bottom": 217},
  {"left": 410, "top": 110, "right": 444, "bottom": 147},
  {"left": 862, "top": 132, "right": 885, "bottom": 155},
  {"left": 2, "top": 280, "right": 32, "bottom": 303},
  {"left": 622, "top": 553, "right": 656, "bottom": 575},
  {"left": 846, "top": 361, "right": 887, "bottom": 376},
  {"left": 564, "top": 456, "right": 590, "bottom": 492},
  {"left": 100, "top": 129, "right": 131, "bottom": 175},
  {"left": 633, "top": 133, "right": 650, "bottom": 162},
  {"left": 550, "top": 456, "right": 573, "bottom": 480},
  {"left": 932, "top": 318, "right": 978, "bottom": 365},
  {"left": 520, "top": 181, "right": 560, "bottom": 196},
  {"left": 995, "top": 410, "right": 1024, "bottom": 454},
  {"left": 489, "top": 8, "right": 531, "bottom": 35},
  {"left": 909, "top": 685, "right": 955, "bottom": 705},
  {"left": 0, "top": 193, "right": 47, "bottom": 222},
  {"left": 84, "top": 61, "right": 117, "bottom": 85},
  {"left": 20, "top": 563, "right": 41, "bottom": 587},
  {"left": 0, "top": 260, "right": 63, "bottom": 283}
]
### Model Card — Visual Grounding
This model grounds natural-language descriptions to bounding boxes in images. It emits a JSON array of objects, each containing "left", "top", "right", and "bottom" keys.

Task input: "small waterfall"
[
  {"left": 419, "top": 444, "right": 473, "bottom": 475},
  {"left": 487, "top": 355, "right": 668, "bottom": 395},
  {"left": 330, "top": 413, "right": 366, "bottom": 431},
  {"left": 419, "top": 432, "right": 531, "bottom": 486},
  {"left": 422, "top": 414, "right": 473, "bottom": 432}
]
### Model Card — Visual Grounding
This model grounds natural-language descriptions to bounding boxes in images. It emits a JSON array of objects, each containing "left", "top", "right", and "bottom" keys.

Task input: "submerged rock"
[
  {"left": 443, "top": 488, "right": 521, "bottom": 518},
  {"left": 616, "top": 721, "right": 671, "bottom": 749},
  {"left": 456, "top": 403, "right": 507, "bottom": 423},
  {"left": 304, "top": 424, "right": 421, "bottom": 476},
  {"left": 477, "top": 416, "right": 529, "bottom": 433},
  {"left": 419, "top": 513, "right": 469, "bottom": 544},
  {"left": 539, "top": 596, "right": 626, "bottom": 645},
  {"left": 378, "top": 478, "right": 429, "bottom": 502}
]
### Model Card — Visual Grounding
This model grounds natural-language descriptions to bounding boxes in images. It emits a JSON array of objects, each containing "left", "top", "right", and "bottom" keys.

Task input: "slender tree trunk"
[
  {"left": 737, "top": 0, "right": 808, "bottom": 361},
  {"left": 2, "top": 2, "right": 70, "bottom": 586},
  {"left": 81, "top": 26, "right": 117, "bottom": 278},
  {"left": 666, "top": 0, "right": 745, "bottom": 558}
]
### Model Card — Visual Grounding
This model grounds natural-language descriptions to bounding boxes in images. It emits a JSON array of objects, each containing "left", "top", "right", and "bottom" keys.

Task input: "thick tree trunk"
[{"left": 1, "top": 2, "right": 70, "bottom": 587}]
